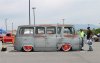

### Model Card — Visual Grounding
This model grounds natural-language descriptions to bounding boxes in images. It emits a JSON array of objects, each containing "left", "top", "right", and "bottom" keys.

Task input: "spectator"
[
  {"left": 87, "top": 27, "right": 93, "bottom": 51},
  {"left": 79, "top": 29, "right": 85, "bottom": 50}
]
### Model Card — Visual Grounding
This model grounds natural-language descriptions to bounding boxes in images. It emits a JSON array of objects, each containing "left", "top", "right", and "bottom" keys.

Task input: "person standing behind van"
[{"left": 87, "top": 27, "right": 93, "bottom": 51}]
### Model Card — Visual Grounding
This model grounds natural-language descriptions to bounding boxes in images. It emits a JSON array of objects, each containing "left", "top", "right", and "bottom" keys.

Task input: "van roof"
[{"left": 18, "top": 24, "right": 73, "bottom": 27}]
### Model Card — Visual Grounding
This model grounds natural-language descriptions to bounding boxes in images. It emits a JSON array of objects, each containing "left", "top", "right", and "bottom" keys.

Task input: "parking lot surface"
[{"left": 0, "top": 42, "right": 100, "bottom": 63}]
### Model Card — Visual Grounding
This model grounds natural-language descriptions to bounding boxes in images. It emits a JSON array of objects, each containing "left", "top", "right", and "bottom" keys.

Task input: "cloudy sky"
[{"left": 0, "top": 0, "right": 100, "bottom": 30}]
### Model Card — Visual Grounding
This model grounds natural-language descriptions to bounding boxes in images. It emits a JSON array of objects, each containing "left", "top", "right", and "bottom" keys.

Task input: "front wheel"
[{"left": 61, "top": 43, "right": 71, "bottom": 52}]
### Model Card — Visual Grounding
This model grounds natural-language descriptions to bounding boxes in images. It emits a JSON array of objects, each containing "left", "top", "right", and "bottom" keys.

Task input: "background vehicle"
[
  {"left": 0, "top": 41, "right": 2, "bottom": 51},
  {"left": 92, "top": 34, "right": 100, "bottom": 42},
  {"left": 0, "top": 35, "right": 3, "bottom": 41},
  {"left": 14, "top": 24, "right": 82, "bottom": 52},
  {"left": 2, "top": 33, "right": 15, "bottom": 44}
]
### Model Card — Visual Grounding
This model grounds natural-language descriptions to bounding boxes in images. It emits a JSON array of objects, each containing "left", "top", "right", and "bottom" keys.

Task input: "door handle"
[{"left": 61, "top": 37, "right": 64, "bottom": 39}]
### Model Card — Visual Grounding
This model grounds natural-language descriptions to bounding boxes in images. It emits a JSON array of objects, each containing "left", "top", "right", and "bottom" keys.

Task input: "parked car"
[
  {"left": 14, "top": 24, "right": 82, "bottom": 52},
  {"left": 93, "top": 34, "right": 100, "bottom": 42},
  {"left": 2, "top": 33, "right": 15, "bottom": 44},
  {"left": 0, "top": 41, "right": 2, "bottom": 51}
]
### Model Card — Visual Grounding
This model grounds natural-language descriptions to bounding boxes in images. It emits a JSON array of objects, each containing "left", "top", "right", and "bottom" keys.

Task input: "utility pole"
[
  {"left": 29, "top": 0, "right": 31, "bottom": 25},
  {"left": 5, "top": 18, "right": 7, "bottom": 32},
  {"left": 62, "top": 19, "right": 65, "bottom": 25},
  {"left": 12, "top": 22, "right": 13, "bottom": 34},
  {"left": 32, "top": 7, "right": 36, "bottom": 25}
]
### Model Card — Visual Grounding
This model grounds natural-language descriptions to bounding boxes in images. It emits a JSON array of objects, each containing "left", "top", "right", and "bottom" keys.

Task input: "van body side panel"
[{"left": 14, "top": 37, "right": 34, "bottom": 51}]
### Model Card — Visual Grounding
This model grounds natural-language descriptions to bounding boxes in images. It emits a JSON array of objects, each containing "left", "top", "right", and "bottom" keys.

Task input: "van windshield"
[{"left": 64, "top": 27, "right": 74, "bottom": 34}]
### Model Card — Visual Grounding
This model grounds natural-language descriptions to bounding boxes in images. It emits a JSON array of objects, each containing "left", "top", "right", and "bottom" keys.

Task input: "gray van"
[{"left": 14, "top": 24, "right": 82, "bottom": 52}]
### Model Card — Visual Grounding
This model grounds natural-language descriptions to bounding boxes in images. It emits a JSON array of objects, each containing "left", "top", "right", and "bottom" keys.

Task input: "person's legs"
[
  {"left": 81, "top": 37, "right": 84, "bottom": 50},
  {"left": 88, "top": 39, "right": 93, "bottom": 51},
  {"left": 82, "top": 37, "right": 84, "bottom": 47},
  {"left": 88, "top": 45, "right": 93, "bottom": 51}
]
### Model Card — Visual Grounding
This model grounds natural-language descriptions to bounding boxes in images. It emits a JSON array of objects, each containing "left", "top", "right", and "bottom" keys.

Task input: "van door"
[
  {"left": 45, "top": 27, "right": 57, "bottom": 50},
  {"left": 56, "top": 26, "right": 63, "bottom": 44},
  {"left": 63, "top": 27, "right": 75, "bottom": 48},
  {"left": 34, "top": 27, "right": 46, "bottom": 50}
]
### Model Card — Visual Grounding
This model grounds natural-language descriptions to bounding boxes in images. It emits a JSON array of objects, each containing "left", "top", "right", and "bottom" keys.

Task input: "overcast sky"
[{"left": 0, "top": 0, "right": 100, "bottom": 30}]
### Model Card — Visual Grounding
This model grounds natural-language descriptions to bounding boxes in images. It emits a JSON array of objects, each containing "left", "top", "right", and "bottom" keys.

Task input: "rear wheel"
[{"left": 61, "top": 43, "right": 71, "bottom": 52}]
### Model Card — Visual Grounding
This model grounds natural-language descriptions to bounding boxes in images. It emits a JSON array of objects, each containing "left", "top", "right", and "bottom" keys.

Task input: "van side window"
[
  {"left": 57, "top": 27, "right": 62, "bottom": 34},
  {"left": 19, "top": 27, "right": 34, "bottom": 35},
  {"left": 35, "top": 27, "right": 45, "bottom": 34},
  {"left": 46, "top": 27, "right": 56, "bottom": 34}
]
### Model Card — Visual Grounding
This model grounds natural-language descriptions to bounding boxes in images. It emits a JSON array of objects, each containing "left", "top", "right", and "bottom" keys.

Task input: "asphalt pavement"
[{"left": 0, "top": 42, "right": 100, "bottom": 63}]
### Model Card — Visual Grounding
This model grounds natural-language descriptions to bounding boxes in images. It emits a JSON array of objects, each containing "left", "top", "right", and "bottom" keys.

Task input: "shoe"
[
  {"left": 88, "top": 50, "right": 93, "bottom": 51},
  {"left": 81, "top": 49, "right": 84, "bottom": 51},
  {"left": 88, "top": 46, "right": 93, "bottom": 51}
]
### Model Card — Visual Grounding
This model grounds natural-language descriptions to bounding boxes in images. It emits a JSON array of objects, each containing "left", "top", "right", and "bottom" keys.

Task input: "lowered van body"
[{"left": 14, "top": 24, "right": 82, "bottom": 52}]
